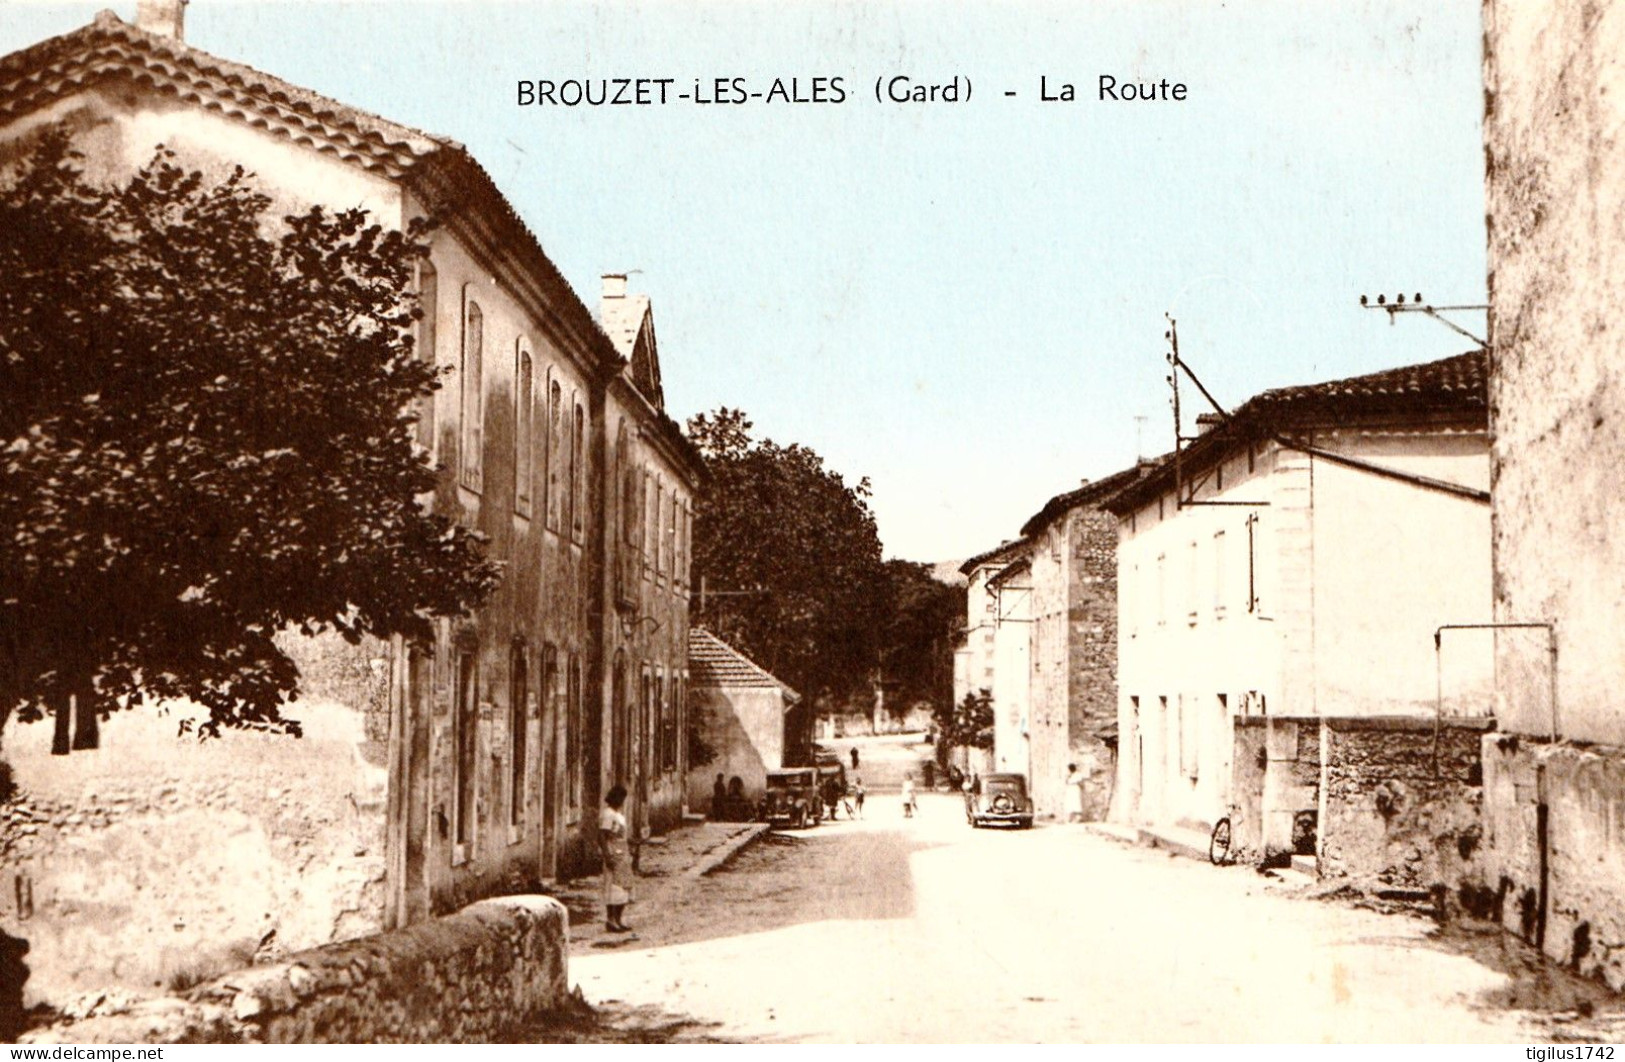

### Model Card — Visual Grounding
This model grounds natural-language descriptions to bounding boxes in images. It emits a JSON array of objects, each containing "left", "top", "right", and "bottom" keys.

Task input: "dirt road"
[{"left": 539, "top": 793, "right": 1622, "bottom": 1042}]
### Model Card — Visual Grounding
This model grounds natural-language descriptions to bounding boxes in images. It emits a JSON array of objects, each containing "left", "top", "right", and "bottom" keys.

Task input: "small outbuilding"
[{"left": 685, "top": 628, "right": 799, "bottom": 820}]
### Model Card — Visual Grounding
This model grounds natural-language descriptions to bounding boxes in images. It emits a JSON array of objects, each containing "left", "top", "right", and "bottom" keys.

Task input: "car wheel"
[{"left": 1019, "top": 817, "right": 1034, "bottom": 829}]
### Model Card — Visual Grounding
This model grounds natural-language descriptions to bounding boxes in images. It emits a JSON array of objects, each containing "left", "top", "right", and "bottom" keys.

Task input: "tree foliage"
[
  {"left": 879, "top": 559, "right": 964, "bottom": 713},
  {"left": 935, "top": 689, "right": 995, "bottom": 752},
  {"left": 0, "top": 135, "right": 500, "bottom": 745},
  {"left": 687, "top": 408, "right": 887, "bottom": 703}
]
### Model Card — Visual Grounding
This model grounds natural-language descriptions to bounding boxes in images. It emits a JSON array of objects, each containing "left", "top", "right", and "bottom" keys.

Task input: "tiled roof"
[
  {"left": 957, "top": 537, "right": 1030, "bottom": 577},
  {"left": 688, "top": 628, "right": 800, "bottom": 703},
  {"left": 1247, "top": 349, "right": 1485, "bottom": 418},
  {"left": 1103, "top": 349, "right": 1488, "bottom": 514},
  {"left": 1018, "top": 463, "right": 1144, "bottom": 538}
]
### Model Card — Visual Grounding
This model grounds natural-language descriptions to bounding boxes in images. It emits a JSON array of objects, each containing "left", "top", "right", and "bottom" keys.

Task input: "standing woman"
[
  {"left": 1064, "top": 763, "right": 1087, "bottom": 823},
  {"left": 600, "top": 784, "right": 635, "bottom": 933}
]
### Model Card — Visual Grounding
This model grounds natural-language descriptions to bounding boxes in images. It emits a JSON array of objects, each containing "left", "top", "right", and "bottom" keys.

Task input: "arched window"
[
  {"left": 415, "top": 260, "right": 438, "bottom": 449},
  {"left": 459, "top": 293, "right": 483, "bottom": 491},
  {"left": 571, "top": 401, "right": 586, "bottom": 541},
  {"left": 514, "top": 345, "right": 534, "bottom": 516},
  {"left": 510, "top": 644, "right": 528, "bottom": 827},
  {"left": 547, "top": 378, "right": 563, "bottom": 532},
  {"left": 453, "top": 647, "right": 478, "bottom": 851}
]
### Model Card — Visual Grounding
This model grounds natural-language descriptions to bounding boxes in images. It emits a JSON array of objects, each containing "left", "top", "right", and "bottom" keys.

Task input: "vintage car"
[
  {"left": 760, "top": 768, "right": 823, "bottom": 829},
  {"left": 965, "top": 772, "right": 1034, "bottom": 829}
]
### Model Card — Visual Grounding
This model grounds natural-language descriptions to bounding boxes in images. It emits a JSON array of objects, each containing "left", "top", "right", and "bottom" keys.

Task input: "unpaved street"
[{"left": 553, "top": 793, "right": 1616, "bottom": 1043}]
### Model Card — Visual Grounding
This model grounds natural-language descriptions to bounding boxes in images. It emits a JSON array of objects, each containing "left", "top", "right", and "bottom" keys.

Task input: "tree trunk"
[
  {"left": 50, "top": 694, "right": 70, "bottom": 756},
  {"left": 72, "top": 690, "right": 99, "bottom": 751}
]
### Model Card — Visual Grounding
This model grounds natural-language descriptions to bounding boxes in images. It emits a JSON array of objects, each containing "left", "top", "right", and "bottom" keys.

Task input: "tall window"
[
  {"left": 454, "top": 650, "right": 478, "bottom": 850},
  {"left": 459, "top": 293, "right": 483, "bottom": 491},
  {"left": 547, "top": 378, "right": 563, "bottom": 531},
  {"left": 415, "top": 261, "right": 438, "bottom": 447},
  {"left": 567, "top": 652, "right": 582, "bottom": 815},
  {"left": 643, "top": 472, "right": 656, "bottom": 573},
  {"left": 571, "top": 401, "right": 586, "bottom": 541},
  {"left": 655, "top": 482, "right": 667, "bottom": 579},
  {"left": 541, "top": 643, "right": 559, "bottom": 824},
  {"left": 1187, "top": 540, "right": 1199, "bottom": 625},
  {"left": 664, "top": 488, "right": 677, "bottom": 580},
  {"left": 509, "top": 645, "right": 528, "bottom": 828},
  {"left": 515, "top": 347, "right": 534, "bottom": 516},
  {"left": 661, "top": 673, "right": 678, "bottom": 772}
]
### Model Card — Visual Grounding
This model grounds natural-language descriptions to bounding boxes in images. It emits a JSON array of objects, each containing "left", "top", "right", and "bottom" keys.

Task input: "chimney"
[
  {"left": 601, "top": 273, "right": 628, "bottom": 300},
  {"left": 134, "top": 0, "right": 187, "bottom": 39}
]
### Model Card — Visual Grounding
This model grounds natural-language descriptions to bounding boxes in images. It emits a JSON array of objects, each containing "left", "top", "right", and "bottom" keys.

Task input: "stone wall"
[
  {"left": 19, "top": 895, "right": 568, "bottom": 1044},
  {"left": 1318, "top": 717, "right": 1488, "bottom": 890},
  {"left": 0, "top": 683, "right": 387, "bottom": 1009},
  {"left": 1229, "top": 719, "right": 1269, "bottom": 865},
  {"left": 1478, "top": 737, "right": 1625, "bottom": 990},
  {"left": 1067, "top": 505, "right": 1120, "bottom": 820}
]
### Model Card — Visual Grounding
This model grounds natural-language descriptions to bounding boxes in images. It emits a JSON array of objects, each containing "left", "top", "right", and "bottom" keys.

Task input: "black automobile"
[
  {"left": 966, "top": 772, "right": 1034, "bottom": 829},
  {"left": 760, "top": 768, "right": 823, "bottom": 829}
]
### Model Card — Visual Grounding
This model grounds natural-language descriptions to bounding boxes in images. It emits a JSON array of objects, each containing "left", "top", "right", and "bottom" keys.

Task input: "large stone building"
[
  {"left": 1016, "top": 467, "right": 1139, "bottom": 821},
  {"left": 1480, "top": 0, "right": 1625, "bottom": 988},
  {"left": 1106, "top": 352, "right": 1493, "bottom": 876},
  {"left": 0, "top": 2, "right": 702, "bottom": 1000}
]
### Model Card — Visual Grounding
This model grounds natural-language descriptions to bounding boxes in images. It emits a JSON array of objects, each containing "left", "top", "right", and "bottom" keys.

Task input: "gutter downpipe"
[{"left": 1432, "top": 622, "right": 1558, "bottom": 768}]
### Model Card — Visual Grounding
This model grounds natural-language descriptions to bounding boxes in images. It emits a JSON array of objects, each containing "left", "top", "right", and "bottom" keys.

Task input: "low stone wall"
[
  {"left": 20, "top": 895, "right": 568, "bottom": 1043},
  {"left": 1318, "top": 716, "right": 1489, "bottom": 891},
  {"left": 1479, "top": 736, "right": 1625, "bottom": 990}
]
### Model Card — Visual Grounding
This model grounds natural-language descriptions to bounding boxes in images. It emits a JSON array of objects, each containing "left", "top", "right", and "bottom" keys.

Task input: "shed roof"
[{"left": 688, "top": 628, "right": 800, "bottom": 703}]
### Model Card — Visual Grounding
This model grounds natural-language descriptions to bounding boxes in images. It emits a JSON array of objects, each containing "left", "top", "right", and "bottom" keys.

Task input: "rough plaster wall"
[
  {"left": 1318, "top": 719, "right": 1485, "bottom": 890},
  {"left": 1480, "top": 738, "right": 1625, "bottom": 990},
  {"left": 1485, "top": 0, "right": 1625, "bottom": 744},
  {"left": 19, "top": 895, "right": 569, "bottom": 1045},
  {"left": 1, "top": 692, "right": 387, "bottom": 1008},
  {"left": 684, "top": 687, "right": 779, "bottom": 810}
]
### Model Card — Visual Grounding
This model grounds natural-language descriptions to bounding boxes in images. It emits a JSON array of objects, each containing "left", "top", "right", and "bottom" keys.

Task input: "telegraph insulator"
[
  {"left": 1415, "top": 293, "right": 1424, "bottom": 304},
  {"left": 1397, "top": 293, "right": 1406, "bottom": 305},
  {"left": 1360, "top": 295, "right": 1369, "bottom": 306}
]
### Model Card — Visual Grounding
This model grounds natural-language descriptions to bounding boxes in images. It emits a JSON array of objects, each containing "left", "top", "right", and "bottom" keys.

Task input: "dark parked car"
[
  {"left": 966, "top": 772, "right": 1034, "bottom": 829},
  {"left": 761, "top": 768, "right": 823, "bottom": 829}
]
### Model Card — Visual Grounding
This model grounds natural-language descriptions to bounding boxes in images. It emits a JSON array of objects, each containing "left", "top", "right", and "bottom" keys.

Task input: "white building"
[{"left": 1107, "top": 352, "right": 1493, "bottom": 842}]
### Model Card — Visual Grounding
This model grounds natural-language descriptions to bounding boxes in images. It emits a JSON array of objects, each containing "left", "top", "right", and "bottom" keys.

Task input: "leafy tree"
[
  {"left": 935, "top": 689, "right": 994, "bottom": 754},
  {"left": 0, "top": 135, "right": 500, "bottom": 747},
  {"left": 878, "top": 560, "right": 964, "bottom": 714},
  {"left": 686, "top": 408, "right": 887, "bottom": 704}
]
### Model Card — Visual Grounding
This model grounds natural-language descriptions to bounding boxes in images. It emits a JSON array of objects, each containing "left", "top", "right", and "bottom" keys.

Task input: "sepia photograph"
[{"left": 0, "top": 0, "right": 1621, "bottom": 1045}]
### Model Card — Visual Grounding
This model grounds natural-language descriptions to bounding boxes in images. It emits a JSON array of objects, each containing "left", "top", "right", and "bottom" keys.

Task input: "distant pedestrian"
[
  {"left": 711, "top": 773, "right": 727, "bottom": 821},
  {"left": 853, "top": 778, "right": 866, "bottom": 819},
  {"left": 1065, "top": 763, "right": 1086, "bottom": 823},
  {"left": 599, "top": 784, "right": 636, "bottom": 933},
  {"left": 851, "top": 747, "right": 860, "bottom": 770},
  {"left": 901, "top": 774, "right": 917, "bottom": 818}
]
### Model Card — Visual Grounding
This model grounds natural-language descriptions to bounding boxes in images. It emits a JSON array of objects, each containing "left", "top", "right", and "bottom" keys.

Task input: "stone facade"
[
  {"left": 19, "top": 895, "right": 569, "bottom": 1044},
  {"left": 1021, "top": 471, "right": 1136, "bottom": 821},
  {"left": 0, "top": 7, "right": 703, "bottom": 1003}
]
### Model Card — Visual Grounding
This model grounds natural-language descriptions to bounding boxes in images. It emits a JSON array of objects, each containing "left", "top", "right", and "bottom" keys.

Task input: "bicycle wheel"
[{"left": 1209, "top": 817, "right": 1233, "bottom": 865}]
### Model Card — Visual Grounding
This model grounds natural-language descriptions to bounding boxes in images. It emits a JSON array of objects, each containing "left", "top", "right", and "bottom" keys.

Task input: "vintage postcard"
[{"left": 0, "top": 0, "right": 1621, "bottom": 1046}]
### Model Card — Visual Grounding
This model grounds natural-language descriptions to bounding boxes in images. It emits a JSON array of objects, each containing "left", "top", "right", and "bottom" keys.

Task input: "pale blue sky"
[{"left": 5, "top": 1, "right": 1488, "bottom": 563}]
